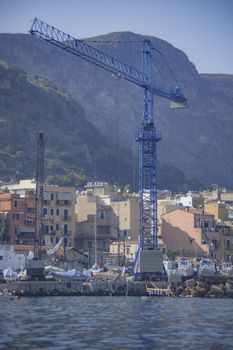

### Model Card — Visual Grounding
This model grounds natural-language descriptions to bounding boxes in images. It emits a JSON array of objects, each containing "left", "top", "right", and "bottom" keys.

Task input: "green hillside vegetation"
[{"left": 0, "top": 61, "right": 134, "bottom": 186}]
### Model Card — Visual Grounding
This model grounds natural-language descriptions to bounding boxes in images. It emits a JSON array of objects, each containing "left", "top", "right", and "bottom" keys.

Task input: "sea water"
[{"left": 0, "top": 296, "right": 233, "bottom": 349}]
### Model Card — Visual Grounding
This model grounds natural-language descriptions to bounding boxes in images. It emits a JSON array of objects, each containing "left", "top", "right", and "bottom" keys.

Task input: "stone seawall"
[{"left": 0, "top": 280, "right": 147, "bottom": 297}]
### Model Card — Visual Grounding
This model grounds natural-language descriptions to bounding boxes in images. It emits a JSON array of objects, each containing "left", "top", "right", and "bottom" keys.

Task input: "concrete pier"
[
  {"left": 0, "top": 280, "right": 147, "bottom": 297},
  {"left": 1, "top": 275, "right": 233, "bottom": 298}
]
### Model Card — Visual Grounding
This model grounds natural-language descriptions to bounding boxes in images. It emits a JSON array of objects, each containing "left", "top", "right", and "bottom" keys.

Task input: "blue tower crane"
[{"left": 29, "top": 18, "right": 187, "bottom": 277}]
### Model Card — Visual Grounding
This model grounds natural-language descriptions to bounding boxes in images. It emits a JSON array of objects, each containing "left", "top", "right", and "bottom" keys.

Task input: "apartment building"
[
  {"left": 204, "top": 201, "right": 229, "bottom": 221},
  {"left": 76, "top": 191, "right": 118, "bottom": 265},
  {"left": 161, "top": 208, "right": 221, "bottom": 259},
  {"left": 75, "top": 182, "right": 139, "bottom": 264},
  {"left": 110, "top": 194, "right": 139, "bottom": 241},
  {"left": 215, "top": 222, "right": 233, "bottom": 262},
  {"left": 0, "top": 192, "right": 27, "bottom": 243},
  {"left": 175, "top": 192, "right": 204, "bottom": 208},
  {"left": 1, "top": 180, "right": 76, "bottom": 247}
]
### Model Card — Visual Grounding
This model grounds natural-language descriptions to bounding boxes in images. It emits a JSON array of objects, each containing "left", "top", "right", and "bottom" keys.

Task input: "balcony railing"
[
  {"left": 63, "top": 216, "right": 71, "bottom": 222},
  {"left": 43, "top": 215, "right": 55, "bottom": 221},
  {"left": 64, "top": 230, "right": 72, "bottom": 236},
  {"left": 56, "top": 200, "right": 72, "bottom": 206},
  {"left": 24, "top": 218, "right": 35, "bottom": 225}
]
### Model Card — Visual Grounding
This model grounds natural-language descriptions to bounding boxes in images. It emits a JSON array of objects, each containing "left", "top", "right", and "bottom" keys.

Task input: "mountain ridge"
[{"left": 0, "top": 32, "right": 232, "bottom": 188}]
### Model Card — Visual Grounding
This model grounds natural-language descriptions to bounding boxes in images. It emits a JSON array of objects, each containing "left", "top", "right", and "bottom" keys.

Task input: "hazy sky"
[{"left": 1, "top": 0, "right": 232, "bottom": 74}]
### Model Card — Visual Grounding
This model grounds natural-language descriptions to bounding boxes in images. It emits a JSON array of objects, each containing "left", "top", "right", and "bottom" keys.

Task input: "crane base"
[
  {"left": 137, "top": 249, "right": 164, "bottom": 274},
  {"left": 26, "top": 260, "right": 45, "bottom": 280}
]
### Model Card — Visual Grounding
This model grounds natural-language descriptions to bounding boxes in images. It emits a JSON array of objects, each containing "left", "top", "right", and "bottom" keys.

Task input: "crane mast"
[
  {"left": 26, "top": 131, "right": 45, "bottom": 280},
  {"left": 30, "top": 18, "right": 187, "bottom": 276}
]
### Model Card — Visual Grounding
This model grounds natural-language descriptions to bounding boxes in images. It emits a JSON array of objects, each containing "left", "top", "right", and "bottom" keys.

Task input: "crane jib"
[{"left": 30, "top": 18, "right": 187, "bottom": 103}]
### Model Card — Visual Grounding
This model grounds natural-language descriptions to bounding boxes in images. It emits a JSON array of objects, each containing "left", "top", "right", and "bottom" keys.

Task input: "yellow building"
[
  {"left": 216, "top": 222, "right": 233, "bottom": 262},
  {"left": 75, "top": 182, "right": 139, "bottom": 265},
  {"left": 204, "top": 201, "right": 228, "bottom": 221},
  {"left": 110, "top": 194, "right": 139, "bottom": 242},
  {"left": 75, "top": 191, "right": 118, "bottom": 265}
]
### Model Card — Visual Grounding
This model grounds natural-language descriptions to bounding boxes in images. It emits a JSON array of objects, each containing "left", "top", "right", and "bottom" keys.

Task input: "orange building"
[
  {"left": 161, "top": 208, "right": 221, "bottom": 259},
  {"left": 0, "top": 192, "right": 27, "bottom": 243}
]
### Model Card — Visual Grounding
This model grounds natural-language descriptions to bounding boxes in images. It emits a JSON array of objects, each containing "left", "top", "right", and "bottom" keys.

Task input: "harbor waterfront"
[
  {"left": 0, "top": 296, "right": 233, "bottom": 350},
  {"left": 1, "top": 275, "right": 233, "bottom": 297}
]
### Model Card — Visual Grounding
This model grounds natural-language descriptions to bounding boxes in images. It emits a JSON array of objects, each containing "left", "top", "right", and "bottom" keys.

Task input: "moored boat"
[
  {"left": 0, "top": 244, "right": 26, "bottom": 271},
  {"left": 176, "top": 258, "right": 195, "bottom": 278},
  {"left": 198, "top": 257, "right": 217, "bottom": 276},
  {"left": 220, "top": 262, "right": 233, "bottom": 276}
]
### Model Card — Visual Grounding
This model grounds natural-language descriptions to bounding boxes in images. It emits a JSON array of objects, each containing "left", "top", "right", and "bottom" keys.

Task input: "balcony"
[
  {"left": 43, "top": 215, "right": 55, "bottom": 222},
  {"left": 64, "top": 230, "right": 72, "bottom": 237},
  {"left": 24, "top": 218, "right": 35, "bottom": 225},
  {"left": 43, "top": 200, "right": 51, "bottom": 205},
  {"left": 56, "top": 200, "right": 71, "bottom": 206},
  {"left": 49, "top": 230, "right": 56, "bottom": 236},
  {"left": 63, "top": 216, "right": 71, "bottom": 222}
]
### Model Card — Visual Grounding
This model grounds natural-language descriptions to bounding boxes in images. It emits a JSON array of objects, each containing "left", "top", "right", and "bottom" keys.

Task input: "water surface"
[{"left": 0, "top": 296, "right": 232, "bottom": 349}]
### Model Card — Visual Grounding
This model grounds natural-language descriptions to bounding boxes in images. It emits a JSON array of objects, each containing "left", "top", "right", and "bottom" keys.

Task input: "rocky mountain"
[{"left": 0, "top": 32, "right": 232, "bottom": 188}]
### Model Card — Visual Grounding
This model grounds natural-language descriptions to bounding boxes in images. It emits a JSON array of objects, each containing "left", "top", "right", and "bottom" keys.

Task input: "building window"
[
  {"left": 51, "top": 193, "right": 54, "bottom": 200},
  {"left": 43, "top": 208, "right": 48, "bottom": 216},
  {"left": 50, "top": 208, "right": 54, "bottom": 216},
  {"left": 56, "top": 224, "right": 59, "bottom": 231},
  {"left": 56, "top": 237, "right": 59, "bottom": 244},
  {"left": 16, "top": 213, "right": 19, "bottom": 220},
  {"left": 64, "top": 237, "right": 67, "bottom": 247},
  {"left": 88, "top": 241, "right": 92, "bottom": 248},
  {"left": 64, "top": 224, "right": 68, "bottom": 235},
  {"left": 100, "top": 212, "right": 105, "bottom": 219},
  {"left": 64, "top": 209, "right": 68, "bottom": 220},
  {"left": 50, "top": 226, "right": 54, "bottom": 232},
  {"left": 64, "top": 200, "right": 68, "bottom": 205},
  {"left": 14, "top": 200, "right": 18, "bottom": 207},
  {"left": 56, "top": 208, "right": 59, "bottom": 216},
  {"left": 12, "top": 213, "right": 15, "bottom": 220},
  {"left": 14, "top": 227, "right": 17, "bottom": 234}
]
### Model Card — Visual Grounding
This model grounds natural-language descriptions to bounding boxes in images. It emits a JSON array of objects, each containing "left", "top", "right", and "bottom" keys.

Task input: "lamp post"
[{"left": 189, "top": 238, "right": 196, "bottom": 260}]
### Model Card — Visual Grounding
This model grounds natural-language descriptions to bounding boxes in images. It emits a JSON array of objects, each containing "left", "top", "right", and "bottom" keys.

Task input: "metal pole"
[{"left": 94, "top": 209, "right": 97, "bottom": 266}]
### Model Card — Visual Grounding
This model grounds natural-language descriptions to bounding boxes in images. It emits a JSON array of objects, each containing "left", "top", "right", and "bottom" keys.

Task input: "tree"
[
  {"left": 124, "top": 184, "right": 132, "bottom": 194},
  {"left": 0, "top": 224, "right": 10, "bottom": 243},
  {"left": 167, "top": 249, "right": 178, "bottom": 261}
]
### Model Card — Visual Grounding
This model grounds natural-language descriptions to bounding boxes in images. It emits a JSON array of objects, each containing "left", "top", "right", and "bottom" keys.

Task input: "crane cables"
[
  {"left": 150, "top": 46, "right": 181, "bottom": 97},
  {"left": 81, "top": 37, "right": 182, "bottom": 98}
]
